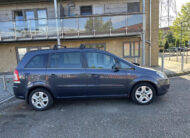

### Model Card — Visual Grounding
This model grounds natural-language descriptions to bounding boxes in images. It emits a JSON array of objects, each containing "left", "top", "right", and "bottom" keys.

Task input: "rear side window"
[
  {"left": 49, "top": 52, "right": 82, "bottom": 69},
  {"left": 25, "top": 54, "right": 47, "bottom": 68}
]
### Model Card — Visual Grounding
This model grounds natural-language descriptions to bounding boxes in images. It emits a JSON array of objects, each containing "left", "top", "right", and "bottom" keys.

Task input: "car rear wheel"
[
  {"left": 131, "top": 82, "right": 156, "bottom": 105},
  {"left": 29, "top": 88, "right": 53, "bottom": 111}
]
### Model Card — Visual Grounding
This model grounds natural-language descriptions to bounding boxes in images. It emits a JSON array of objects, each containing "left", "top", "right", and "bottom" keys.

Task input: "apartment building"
[{"left": 0, "top": 0, "right": 159, "bottom": 72}]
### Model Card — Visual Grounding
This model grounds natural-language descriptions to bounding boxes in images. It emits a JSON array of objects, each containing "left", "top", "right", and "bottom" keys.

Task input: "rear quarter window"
[{"left": 25, "top": 54, "right": 47, "bottom": 68}]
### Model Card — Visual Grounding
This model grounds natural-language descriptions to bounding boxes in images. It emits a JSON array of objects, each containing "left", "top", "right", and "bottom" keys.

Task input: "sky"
[{"left": 176, "top": 0, "right": 190, "bottom": 12}]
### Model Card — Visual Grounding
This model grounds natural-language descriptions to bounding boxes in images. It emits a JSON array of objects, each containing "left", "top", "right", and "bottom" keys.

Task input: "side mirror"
[
  {"left": 112, "top": 63, "right": 120, "bottom": 72},
  {"left": 133, "top": 63, "right": 140, "bottom": 66}
]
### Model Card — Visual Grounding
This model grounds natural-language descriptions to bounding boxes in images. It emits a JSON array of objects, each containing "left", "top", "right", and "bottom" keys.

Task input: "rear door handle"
[{"left": 24, "top": 73, "right": 30, "bottom": 76}]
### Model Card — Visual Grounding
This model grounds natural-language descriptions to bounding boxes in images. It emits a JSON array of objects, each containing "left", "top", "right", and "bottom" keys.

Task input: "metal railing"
[
  {"left": 0, "top": 13, "right": 143, "bottom": 42},
  {"left": 0, "top": 75, "right": 13, "bottom": 90},
  {"left": 160, "top": 51, "right": 190, "bottom": 73},
  {"left": 0, "top": 75, "right": 14, "bottom": 103}
]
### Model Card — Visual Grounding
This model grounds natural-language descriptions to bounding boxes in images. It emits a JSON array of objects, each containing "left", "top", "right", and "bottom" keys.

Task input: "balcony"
[{"left": 0, "top": 13, "right": 143, "bottom": 42}]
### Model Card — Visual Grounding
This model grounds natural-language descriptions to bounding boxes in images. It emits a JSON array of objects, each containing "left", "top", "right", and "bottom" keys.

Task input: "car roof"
[
  {"left": 27, "top": 48, "right": 108, "bottom": 55},
  {"left": 17, "top": 47, "right": 136, "bottom": 70}
]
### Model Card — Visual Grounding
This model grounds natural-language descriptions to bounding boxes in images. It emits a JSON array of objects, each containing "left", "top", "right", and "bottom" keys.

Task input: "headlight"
[{"left": 156, "top": 71, "right": 167, "bottom": 78}]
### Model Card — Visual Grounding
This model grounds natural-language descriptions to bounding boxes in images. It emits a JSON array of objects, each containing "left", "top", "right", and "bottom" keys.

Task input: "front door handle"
[
  {"left": 51, "top": 74, "right": 56, "bottom": 77},
  {"left": 88, "top": 74, "right": 99, "bottom": 78}
]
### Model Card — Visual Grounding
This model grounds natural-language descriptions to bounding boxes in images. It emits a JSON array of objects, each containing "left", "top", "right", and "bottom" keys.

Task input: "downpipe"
[{"left": 149, "top": 0, "right": 152, "bottom": 67}]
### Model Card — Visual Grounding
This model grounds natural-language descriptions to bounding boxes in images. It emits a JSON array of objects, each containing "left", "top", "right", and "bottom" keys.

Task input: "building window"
[
  {"left": 127, "top": 2, "right": 140, "bottom": 13},
  {"left": 37, "top": 9, "right": 47, "bottom": 25},
  {"left": 80, "top": 6, "right": 92, "bottom": 16},
  {"left": 17, "top": 48, "right": 27, "bottom": 62},
  {"left": 16, "top": 46, "right": 50, "bottom": 62},
  {"left": 13, "top": 9, "right": 47, "bottom": 21},
  {"left": 123, "top": 41, "right": 140, "bottom": 57},
  {"left": 14, "top": 10, "right": 24, "bottom": 20},
  {"left": 14, "top": 10, "right": 25, "bottom": 27},
  {"left": 94, "top": 6, "right": 104, "bottom": 15},
  {"left": 83, "top": 43, "right": 105, "bottom": 50}
]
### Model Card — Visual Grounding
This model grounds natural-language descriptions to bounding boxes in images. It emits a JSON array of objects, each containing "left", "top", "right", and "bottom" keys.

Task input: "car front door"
[
  {"left": 46, "top": 51, "right": 87, "bottom": 98},
  {"left": 84, "top": 52, "right": 135, "bottom": 96}
]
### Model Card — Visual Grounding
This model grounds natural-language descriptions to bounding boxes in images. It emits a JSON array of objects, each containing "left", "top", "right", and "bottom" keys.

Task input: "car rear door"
[
  {"left": 21, "top": 53, "right": 48, "bottom": 95},
  {"left": 46, "top": 51, "right": 87, "bottom": 98}
]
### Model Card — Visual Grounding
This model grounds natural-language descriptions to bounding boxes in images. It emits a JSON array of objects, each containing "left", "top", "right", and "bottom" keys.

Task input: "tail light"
[{"left": 14, "top": 69, "right": 20, "bottom": 82}]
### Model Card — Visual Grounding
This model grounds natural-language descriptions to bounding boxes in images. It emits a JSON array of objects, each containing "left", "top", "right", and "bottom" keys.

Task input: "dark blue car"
[{"left": 13, "top": 47, "right": 170, "bottom": 110}]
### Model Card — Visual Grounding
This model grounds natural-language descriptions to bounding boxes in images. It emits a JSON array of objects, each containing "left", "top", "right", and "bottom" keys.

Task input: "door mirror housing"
[
  {"left": 112, "top": 63, "right": 120, "bottom": 72},
  {"left": 133, "top": 63, "right": 140, "bottom": 66}
]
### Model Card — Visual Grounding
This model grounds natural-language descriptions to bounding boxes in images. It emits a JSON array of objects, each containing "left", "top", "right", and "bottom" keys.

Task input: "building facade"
[{"left": 0, "top": 0, "right": 159, "bottom": 72}]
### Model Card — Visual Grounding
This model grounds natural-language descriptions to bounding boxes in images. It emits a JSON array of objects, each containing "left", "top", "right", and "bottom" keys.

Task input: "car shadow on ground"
[{"left": 6, "top": 95, "right": 165, "bottom": 113}]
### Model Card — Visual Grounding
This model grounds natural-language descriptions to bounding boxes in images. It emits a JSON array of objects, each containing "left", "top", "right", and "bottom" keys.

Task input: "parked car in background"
[
  {"left": 13, "top": 46, "right": 170, "bottom": 111},
  {"left": 178, "top": 47, "right": 188, "bottom": 52},
  {"left": 166, "top": 47, "right": 178, "bottom": 52}
]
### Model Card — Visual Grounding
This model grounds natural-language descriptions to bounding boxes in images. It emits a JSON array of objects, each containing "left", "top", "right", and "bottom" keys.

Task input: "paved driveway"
[{"left": 0, "top": 75, "right": 190, "bottom": 138}]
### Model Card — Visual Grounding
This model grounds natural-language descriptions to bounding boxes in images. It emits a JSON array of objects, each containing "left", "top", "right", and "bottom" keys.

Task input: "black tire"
[
  {"left": 29, "top": 88, "right": 53, "bottom": 111},
  {"left": 131, "top": 82, "right": 156, "bottom": 105}
]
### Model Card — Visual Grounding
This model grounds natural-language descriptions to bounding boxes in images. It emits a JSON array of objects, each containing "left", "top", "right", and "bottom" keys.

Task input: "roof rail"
[
  {"left": 53, "top": 45, "right": 58, "bottom": 50},
  {"left": 62, "top": 46, "right": 67, "bottom": 48},
  {"left": 80, "top": 44, "right": 85, "bottom": 49},
  {"left": 53, "top": 45, "right": 67, "bottom": 50}
]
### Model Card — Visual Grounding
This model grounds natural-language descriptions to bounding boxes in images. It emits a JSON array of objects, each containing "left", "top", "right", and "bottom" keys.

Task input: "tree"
[
  {"left": 85, "top": 17, "right": 94, "bottom": 33},
  {"left": 164, "top": 41, "right": 169, "bottom": 49},
  {"left": 175, "top": 39, "right": 180, "bottom": 47},
  {"left": 185, "top": 41, "right": 188, "bottom": 47},
  {"left": 166, "top": 31, "right": 176, "bottom": 47},
  {"left": 85, "top": 17, "right": 112, "bottom": 33},
  {"left": 159, "top": 30, "right": 165, "bottom": 47},
  {"left": 171, "top": 2, "right": 190, "bottom": 46}
]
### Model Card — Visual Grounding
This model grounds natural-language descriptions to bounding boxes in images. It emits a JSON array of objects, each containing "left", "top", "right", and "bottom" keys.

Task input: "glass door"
[
  {"left": 37, "top": 9, "right": 47, "bottom": 33},
  {"left": 25, "top": 10, "right": 35, "bottom": 34}
]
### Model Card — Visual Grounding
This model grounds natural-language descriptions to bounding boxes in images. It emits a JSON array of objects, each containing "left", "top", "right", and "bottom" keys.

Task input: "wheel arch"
[
  {"left": 129, "top": 80, "right": 158, "bottom": 97},
  {"left": 26, "top": 85, "right": 55, "bottom": 104}
]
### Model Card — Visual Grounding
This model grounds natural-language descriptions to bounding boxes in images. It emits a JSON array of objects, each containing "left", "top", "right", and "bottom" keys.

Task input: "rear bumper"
[
  {"left": 13, "top": 84, "right": 26, "bottom": 99},
  {"left": 157, "top": 79, "right": 170, "bottom": 96}
]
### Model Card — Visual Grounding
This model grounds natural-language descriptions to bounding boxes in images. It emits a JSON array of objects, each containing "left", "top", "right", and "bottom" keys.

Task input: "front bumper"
[{"left": 157, "top": 78, "right": 170, "bottom": 96}]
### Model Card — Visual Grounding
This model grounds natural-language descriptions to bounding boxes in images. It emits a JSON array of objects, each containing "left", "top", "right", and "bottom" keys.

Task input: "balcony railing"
[{"left": 0, "top": 13, "right": 143, "bottom": 42}]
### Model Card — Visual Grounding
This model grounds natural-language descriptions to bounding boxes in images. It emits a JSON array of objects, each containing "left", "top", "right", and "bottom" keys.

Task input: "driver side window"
[
  {"left": 86, "top": 52, "right": 115, "bottom": 69},
  {"left": 119, "top": 60, "right": 131, "bottom": 69}
]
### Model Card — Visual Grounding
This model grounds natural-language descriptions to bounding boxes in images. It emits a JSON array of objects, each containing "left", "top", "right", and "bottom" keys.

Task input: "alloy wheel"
[
  {"left": 135, "top": 86, "right": 153, "bottom": 104},
  {"left": 31, "top": 91, "right": 49, "bottom": 109}
]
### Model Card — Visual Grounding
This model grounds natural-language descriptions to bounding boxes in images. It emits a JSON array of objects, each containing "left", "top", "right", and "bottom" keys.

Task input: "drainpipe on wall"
[
  {"left": 54, "top": 0, "right": 61, "bottom": 48},
  {"left": 149, "top": 0, "right": 152, "bottom": 66},
  {"left": 142, "top": 0, "right": 146, "bottom": 66}
]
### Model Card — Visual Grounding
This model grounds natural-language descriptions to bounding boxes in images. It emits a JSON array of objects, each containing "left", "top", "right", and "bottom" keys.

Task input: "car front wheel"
[
  {"left": 29, "top": 88, "right": 53, "bottom": 111},
  {"left": 131, "top": 82, "right": 156, "bottom": 105}
]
